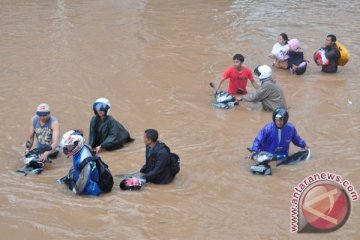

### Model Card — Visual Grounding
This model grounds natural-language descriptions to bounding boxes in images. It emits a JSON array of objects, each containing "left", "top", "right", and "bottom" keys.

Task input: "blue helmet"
[
  {"left": 272, "top": 107, "right": 289, "bottom": 127},
  {"left": 93, "top": 98, "right": 111, "bottom": 116}
]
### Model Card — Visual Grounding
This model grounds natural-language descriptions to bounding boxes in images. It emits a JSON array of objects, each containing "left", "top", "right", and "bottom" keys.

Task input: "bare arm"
[
  {"left": 50, "top": 119, "right": 60, "bottom": 151},
  {"left": 250, "top": 79, "right": 260, "bottom": 89},
  {"left": 215, "top": 78, "right": 226, "bottom": 92},
  {"left": 27, "top": 117, "right": 36, "bottom": 149}
]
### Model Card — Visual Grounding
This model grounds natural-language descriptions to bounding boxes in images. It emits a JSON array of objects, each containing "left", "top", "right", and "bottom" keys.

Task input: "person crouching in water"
[
  {"left": 239, "top": 65, "right": 287, "bottom": 111},
  {"left": 249, "top": 108, "right": 309, "bottom": 175},
  {"left": 139, "top": 129, "right": 174, "bottom": 184},
  {"left": 89, "top": 98, "right": 134, "bottom": 154},
  {"left": 60, "top": 130, "right": 103, "bottom": 196},
  {"left": 287, "top": 38, "right": 308, "bottom": 75}
]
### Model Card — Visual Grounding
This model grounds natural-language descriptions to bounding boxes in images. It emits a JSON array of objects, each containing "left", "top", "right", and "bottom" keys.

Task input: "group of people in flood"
[
  {"left": 213, "top": 34, "right": 347, "bottom": 174},
  {"left": 21, "top": 33, "right": 347, "bottom": 195},
  {"left": 25, "top": 99, "right": 178, "bottom": 196}
]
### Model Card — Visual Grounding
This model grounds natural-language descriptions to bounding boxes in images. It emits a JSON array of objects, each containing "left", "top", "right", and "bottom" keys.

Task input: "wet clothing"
[
  {"left": 251, "top": 122, "right": 306, "bottom": 157},
  {"left": 89, "top": 115, "right": 133, "bottom": 151},
  {"left": 69, "top": 146, "right": 103, "bottom": 196},
  {"left": 271, "top": 42, "right": 289, "bottom": 61},
  {"left": 223, "top": 66, "right": 254, "bottom": 95},
  {"left": 242, "top": 77, "right": 286, "bottom": 111},
  {"left": 32, "top": 115, "right": 57, "bottom": 147},
  {"left": 318, "top": 45, "right": 340, "bottom": 73},
  {"left": 288, "top": 51, "right": 307, "bottom": 75},
  {"left": 140, "top": 141, "right": 174, "bottom": 184}
]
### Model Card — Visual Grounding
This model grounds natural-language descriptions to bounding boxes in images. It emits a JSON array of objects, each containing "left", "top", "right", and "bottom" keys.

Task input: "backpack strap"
[{"left": 79, "top": 155, "right": 99, "bottom": 171}]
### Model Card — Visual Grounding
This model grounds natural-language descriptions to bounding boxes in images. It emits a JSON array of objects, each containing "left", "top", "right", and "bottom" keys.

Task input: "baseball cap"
[{"left": 36, "top": 103, "right": 50, "bottom": 116}]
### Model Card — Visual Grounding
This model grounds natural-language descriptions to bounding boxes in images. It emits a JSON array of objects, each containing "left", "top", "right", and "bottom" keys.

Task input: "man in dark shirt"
[
  {"left": 314, "top": 34, "right": 340, "bottom": 73},
  {"left": 140, "top": 129, "right": 174, "bottom": 184}
]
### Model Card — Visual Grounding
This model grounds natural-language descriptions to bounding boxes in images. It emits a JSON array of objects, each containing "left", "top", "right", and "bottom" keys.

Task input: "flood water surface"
[{"left": 1, "top": 0, "right": 359, "bottom": 239}]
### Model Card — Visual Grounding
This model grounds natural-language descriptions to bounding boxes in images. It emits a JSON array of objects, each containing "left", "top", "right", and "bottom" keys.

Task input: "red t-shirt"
[{"left": 223, "top": 66, "right": 254, "bottom": 94}]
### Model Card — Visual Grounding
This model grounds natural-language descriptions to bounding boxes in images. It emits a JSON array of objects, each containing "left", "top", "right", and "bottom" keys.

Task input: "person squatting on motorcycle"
[
  {"left": 240, "top": 65, "right": 287, "bottom": 111},
  {"left": 60, "top": 130, "right": 103, "bottom": 196},
  {"left": 88, "top": 98, "right": 134, "bottom": 154},
  {"left": 26, "top": 103, "right": 60, "bottom": 162},
  {"left": 249, "top": 108, "right": 308, "bottom": 175}
]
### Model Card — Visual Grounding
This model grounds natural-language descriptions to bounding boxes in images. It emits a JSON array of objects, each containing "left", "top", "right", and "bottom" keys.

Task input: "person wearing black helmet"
[
  {"left": 249, "top": 108, "right": 309, "bottom": 175},
  {"left": 88, "top": 98, "right": 134, "bottom": 153},
  {"left": 250, "top": 108, "right": 307, "bottom": 157},
  {"left": 240, "top": 65, "right": 287, "bottom": 111}
]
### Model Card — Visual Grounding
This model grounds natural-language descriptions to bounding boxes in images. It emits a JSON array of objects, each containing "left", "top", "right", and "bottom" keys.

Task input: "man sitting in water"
[
  {"left": 26, "top": 103, "right": 60, "bottom": 162},
  {"left": 89, "top": 98, "right": 134, "bottom": 153}
]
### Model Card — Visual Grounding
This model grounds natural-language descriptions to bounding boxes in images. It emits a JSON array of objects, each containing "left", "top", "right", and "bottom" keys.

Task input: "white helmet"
[
  {"left": 254, "top": 65, "right": 272, "bottom": 80},
  {"left": 93, "top": 98, "right": 111, "bottom": 116},
  {"left": 61, "top": 130, "right": 85, "bottom": 157}
]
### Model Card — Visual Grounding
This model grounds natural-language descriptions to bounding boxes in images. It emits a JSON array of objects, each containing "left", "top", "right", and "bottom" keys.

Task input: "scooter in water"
[
  {"left": 248, "top": 148, "right": 311, "bottom": 175},
  {"left": 16, "top": 144, "right": 54, "bottom": 176},
  {"left": 210, "top": 82, "right": 243, "bottom": 109}
]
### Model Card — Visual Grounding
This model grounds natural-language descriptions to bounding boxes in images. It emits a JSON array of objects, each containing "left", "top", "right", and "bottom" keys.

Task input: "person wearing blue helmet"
[{"left": 88, "top": 98, "right": 134, "bottom": 153}]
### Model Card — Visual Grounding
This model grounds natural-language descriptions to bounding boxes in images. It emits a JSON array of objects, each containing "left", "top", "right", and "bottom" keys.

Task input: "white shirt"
[{"left": 271, "top": 42, "right": 289, "bottom": 61}]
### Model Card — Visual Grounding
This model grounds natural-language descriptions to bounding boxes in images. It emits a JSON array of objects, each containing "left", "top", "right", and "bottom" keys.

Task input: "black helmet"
[{"left": 272, "top": 107, "right": 289, "bottom": 127}]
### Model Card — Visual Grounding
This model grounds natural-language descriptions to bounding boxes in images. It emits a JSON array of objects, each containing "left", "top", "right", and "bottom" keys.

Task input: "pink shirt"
[{"left": 223, "top": 66, "right": 254, "bottom": 94}]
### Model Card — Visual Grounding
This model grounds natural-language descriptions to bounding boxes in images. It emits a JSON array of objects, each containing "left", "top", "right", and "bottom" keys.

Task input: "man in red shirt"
[{"left": 215, "top": 54, "right": 259, "bottom": 101}]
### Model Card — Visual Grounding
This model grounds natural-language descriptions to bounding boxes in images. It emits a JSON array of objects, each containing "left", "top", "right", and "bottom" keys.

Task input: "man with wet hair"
[
  {"left": 314, "top": 34, "right": 340, "bottom": 73},
  {"left": 215, "top": 53, "right": 259, "bottom": 100},
  {"left": 139, "top": 129, "right": 174, "bottom": 184}
]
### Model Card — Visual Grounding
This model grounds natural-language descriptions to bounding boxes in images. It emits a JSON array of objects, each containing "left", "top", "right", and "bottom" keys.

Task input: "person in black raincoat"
[
  {"left": 89, "top": 98, "right": 134, "bottom": 153},
  {"left": 140, "top": 129, "right": 174, "bottom": 184}
]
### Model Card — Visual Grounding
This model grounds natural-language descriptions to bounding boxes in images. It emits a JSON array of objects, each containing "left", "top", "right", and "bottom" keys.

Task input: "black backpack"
[
  {"left": 169, "top": 152, "right": 180, "bottom": 177},
  {"left": 79, "top": 155, "right": 114, "bottom": 193},
  {"left": 161, "top": 143, "right": 180, "bottom": 177}
]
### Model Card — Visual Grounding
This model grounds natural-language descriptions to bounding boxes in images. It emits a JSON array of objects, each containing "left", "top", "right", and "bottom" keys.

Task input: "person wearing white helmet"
[
  {"left": 239, "top": 65, "right": 287, "bottom": 111},
  {"left": 59, "top": 130, "right": 103, "bottom": 196},
  {"left": 88, "top": 98, "right": 134, "bottom": 153},
  {"left": 26, "top": 103, "right": 60, "bottom": 162}
]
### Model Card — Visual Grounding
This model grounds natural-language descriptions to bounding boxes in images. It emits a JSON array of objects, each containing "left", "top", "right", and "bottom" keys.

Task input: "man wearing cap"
[
  {"left": 27, "top": 103, "right": 60, "bottom": 162},
  {"left": 139, "top": 129, "right": 174, "bottom": 184}
]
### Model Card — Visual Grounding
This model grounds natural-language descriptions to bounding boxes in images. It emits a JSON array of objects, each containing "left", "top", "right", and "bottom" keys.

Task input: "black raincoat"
[{"left": 89, "top": 115, "right": 133, "bottom": 150}]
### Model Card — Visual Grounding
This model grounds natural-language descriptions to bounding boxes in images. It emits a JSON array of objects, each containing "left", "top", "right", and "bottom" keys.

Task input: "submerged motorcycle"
[
  {"left": 249, "top": 148, "right": 311, "bottom": 175},
  {"left": 16, "top": 144, "right": 55, "bottom": 176}
]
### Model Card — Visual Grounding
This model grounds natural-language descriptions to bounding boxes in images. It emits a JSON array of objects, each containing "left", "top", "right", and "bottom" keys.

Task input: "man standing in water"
[
  {"left": 26, "top": 103, "right": 60, "bottom": 162},
  {"left": 249, "top": 108, "right": 309, "bottom": 175},
  {"left": 240, "top": 65, "right": 286, "bottom": 111},
  {"left": 215, "top": 53, "right": 259, "bottom": 100},
  {"left": 314, "top": 34, "right": 340, "bottom": 73}
]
